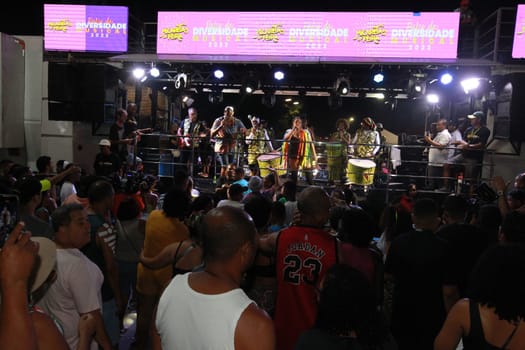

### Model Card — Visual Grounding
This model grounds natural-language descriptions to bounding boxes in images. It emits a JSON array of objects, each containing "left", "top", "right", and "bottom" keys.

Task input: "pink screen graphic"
[
  {"left": 512, "top": 5, "right": 525, "bottom": 59},
  {"left": 157, "top": 11, "right": 459, "bottom": 59},
  {"left": 44, "top": 4, "right": 128, "bottom": 52}
]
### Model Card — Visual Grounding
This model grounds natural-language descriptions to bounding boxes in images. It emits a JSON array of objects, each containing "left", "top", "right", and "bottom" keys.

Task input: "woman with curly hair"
[{"left": 434, "top": 244, "right": 525, "bottom": 349}]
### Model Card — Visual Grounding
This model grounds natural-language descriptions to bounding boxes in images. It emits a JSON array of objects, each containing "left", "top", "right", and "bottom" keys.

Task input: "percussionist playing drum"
[
  {"left": 348, "top": 117, "right": 381, "bottom": 186},
  {"left": 328, "top": 118, "right": 352, "bottom": 184},
  {"left": 245, "top": 115, "right": 274, "bottom": 176}
]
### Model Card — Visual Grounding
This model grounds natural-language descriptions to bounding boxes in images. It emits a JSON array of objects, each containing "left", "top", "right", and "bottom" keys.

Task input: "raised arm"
[{"left": 139, "top": 241, "right": 182, "bottom": 269}]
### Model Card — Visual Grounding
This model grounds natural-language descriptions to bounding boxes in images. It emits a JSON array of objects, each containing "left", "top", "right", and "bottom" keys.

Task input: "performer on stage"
[
  {"left": 328, "top": 118, "right": 351, "bottom": 184},
  {"left": 178, "top": 107, "right": 207, "bottom": 175},
  {"left": 347, "top": 117, "right": 381, "bottom": 188},
  {"left": 245, "top": 115, "right": 274, "bottom": 176},
  {"left": 281, "top": 116, "right": 317, "bottom": 183},
  {"left": 350, "top": 116, "right": 381, "bottom": 159},
  {"left": 210, "top": 106, "right": 246, "bottom": 177}
]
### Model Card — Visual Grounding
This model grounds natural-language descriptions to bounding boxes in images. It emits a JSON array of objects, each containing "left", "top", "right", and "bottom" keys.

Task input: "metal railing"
[{"left": 135, "top": 133, "right": 495, "bottom": 192}]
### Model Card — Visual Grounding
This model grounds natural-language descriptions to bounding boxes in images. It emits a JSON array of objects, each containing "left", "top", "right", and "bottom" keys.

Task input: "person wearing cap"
[
  {"left": 245, "top": 115, "right": 274, "bottom": 176},
  {"left": 445, "top": 111, "right": 491, "bottom": 193},
  {"left": 0, "top": 222, "right": 69, "bottom": 350},
  {"left": 350, "top": 116, "right": 381, "bottom": 159},
  {"left": 93, "top": 139, "right": 121, "bottom": 178},
  {"left": 210, "top": 106, "right": 247, "bottom": 177}
]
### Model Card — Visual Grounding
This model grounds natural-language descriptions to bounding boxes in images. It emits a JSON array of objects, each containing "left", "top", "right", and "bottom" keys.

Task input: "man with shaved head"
[
  {"left": 261, "top": 186, "right": 341, "bottom": 350},
  {"left": 154, "top": 206, "right": 275, "bottom": 350}
]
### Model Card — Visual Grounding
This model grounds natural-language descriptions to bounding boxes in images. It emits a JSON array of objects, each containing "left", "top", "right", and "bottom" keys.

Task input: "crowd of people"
[{"left": 2, "top": 102, "right": 525, "bottom": 350}]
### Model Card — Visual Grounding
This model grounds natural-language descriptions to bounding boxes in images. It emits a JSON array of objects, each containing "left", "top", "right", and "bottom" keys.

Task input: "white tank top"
[{"left": 156, "top": 272, "right": 254, "bottom": 350}]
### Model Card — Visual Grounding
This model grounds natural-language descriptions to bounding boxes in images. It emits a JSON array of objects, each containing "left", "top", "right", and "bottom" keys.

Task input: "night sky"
[{"left": 0, "top": 0, "right": 520, "bottom": 36}]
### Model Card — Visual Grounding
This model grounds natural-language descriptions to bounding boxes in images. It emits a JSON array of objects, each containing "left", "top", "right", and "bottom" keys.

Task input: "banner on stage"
[
  {"left": 157, "top": 11, "right": 459, "bottom": 59},
  {"left": 44, "top": 4, "right": 128, "bottom": 53},
  {"left": 512, "top": 5, "right": 525, "bottom": 59}
]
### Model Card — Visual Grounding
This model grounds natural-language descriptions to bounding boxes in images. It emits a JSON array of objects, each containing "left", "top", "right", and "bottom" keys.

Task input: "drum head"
[
  {"left": 349, "top": 159, "right": 376, "bottom": 168},
  {"left": 258, "top": 153, "right": 280, "bottom": 161}
]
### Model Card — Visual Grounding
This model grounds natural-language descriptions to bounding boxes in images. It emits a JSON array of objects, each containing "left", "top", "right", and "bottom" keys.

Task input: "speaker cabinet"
[
  {"left": 47, "top": 62, "right": 118, "bottom": 121},
  {"left": 494, "top": 73, "right": 525, "bottom": 141}
]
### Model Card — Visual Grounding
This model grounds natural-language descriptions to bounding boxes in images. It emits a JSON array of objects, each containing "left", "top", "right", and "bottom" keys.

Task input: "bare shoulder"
[{"left": 235, "top": 303, "right": 275, "bottom": 350}]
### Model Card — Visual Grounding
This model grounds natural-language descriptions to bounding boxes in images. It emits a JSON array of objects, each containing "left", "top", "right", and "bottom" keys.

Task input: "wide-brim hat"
[{"left": 29, "top": 237, "right": 57, "bottom": 293}]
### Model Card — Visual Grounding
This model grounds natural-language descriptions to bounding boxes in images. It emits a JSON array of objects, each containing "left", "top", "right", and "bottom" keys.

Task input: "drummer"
[
  {"left": 350, "top": 116, "right": 381, "bottom": 159},
  {"left": 245, "top": 115, "right": 274, "bottom": 176},
  {"left": 328, "top": 118, "right": 352, "bottom": 184}
]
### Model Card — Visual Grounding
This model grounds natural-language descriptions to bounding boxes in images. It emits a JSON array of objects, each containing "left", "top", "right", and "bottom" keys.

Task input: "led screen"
[
  {"left": 512, "top": 4, "right": 525, "bottom": 59},
  {"left": 44, "top": 4, "right": 128, "bottom": 52},
  {"left": 157, "top": 11, "right": 460, "bottom": 59}
]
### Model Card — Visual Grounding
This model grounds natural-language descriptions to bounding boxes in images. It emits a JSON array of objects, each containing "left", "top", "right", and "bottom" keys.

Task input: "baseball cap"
[
  {"left": 99, "top": 139, "right": 111, "bottom": 147},
  {"left": 30, "top": 237, "right": 57, "bottom": 293},
  {"left": 468, "top": 111, "right": 485, "bottom": 119}
]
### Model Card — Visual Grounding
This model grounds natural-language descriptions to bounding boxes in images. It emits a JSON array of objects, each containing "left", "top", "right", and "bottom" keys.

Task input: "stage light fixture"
[
  {"left": 408, "top": 74, "right": 427, "bottom": 99},
  {"left": 460, "top": 78, "right": 480, "bottom": 93},
  {"left": 335, "top": 77, "right": 350, "bottom": 96},
  {"left": 440, "top": 73, "right": 453, "bottom": 85},
  {"left": 150, "top": 66, "right": 160, "bottom": 78},
  {"left": 262, "top": 90, "right": 276, "bottom": 107},
  {"left": 209, "top": 89, "right": 224, "bottom": 104},
  {"left": 175, "top": 73, "right": 187, "bottom": 89},
  {"left": 242, "top": 79, "right": 259, "bottom": 94},
  {"left": 274, "top": 70, "right": 285, "bottom": 81},
  {"left": 182, "top": 95, "right": 194, "bottom": 107},
  {"left": 133, "top": 68, "right": 145, "bottom": 79},
  {"left": 214, "top": 69, "right": 224, "bottom": 79},
  {"left": 426, "top": 94, "right": 439, "bottom": 104},
  {"left": 373, "top": 73, "right": 384, "bottom": 83}
]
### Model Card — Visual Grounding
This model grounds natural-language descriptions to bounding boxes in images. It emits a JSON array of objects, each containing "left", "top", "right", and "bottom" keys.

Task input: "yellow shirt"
[{"left": 137, "top": 210, "right": 189, "bottom": 295}]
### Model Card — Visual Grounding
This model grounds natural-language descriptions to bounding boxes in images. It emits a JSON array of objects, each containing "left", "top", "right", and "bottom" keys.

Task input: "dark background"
[{"left": 0, "top": 0, "right": 520, "bottom": 36}]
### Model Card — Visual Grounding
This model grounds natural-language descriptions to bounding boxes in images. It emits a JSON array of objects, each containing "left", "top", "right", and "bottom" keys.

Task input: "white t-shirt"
[
  {"left": 156, "top": 272, "right": 254, "bottom": 350},
  {"left": 428, "top": 129, "right": 451, "bottom": 167},
  {"left": 38, "top": 248, "right": 103, "bottom": 350}
]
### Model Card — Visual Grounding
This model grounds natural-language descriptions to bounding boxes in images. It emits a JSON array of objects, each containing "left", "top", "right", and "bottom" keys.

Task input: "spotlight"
[
  {"left": 373, "top": 73, "right": 384, "bottom": 83},
  {"left": 150, "top": 67, "right": 160, "bottom": 78},
  {"left": 182, "top": 95, "right": 194, "bottom": 107},
  {"left": 243, "top": 80, "right": 258, "bottom": 94},
  {"left": 460, "top": 78, "right": 480, "bottom": 93},
  {"left": 140, "top": 75, "right": 148, "bottom": 83},
  {"left": 408, "top": 76, "right": 426, "bottom": 98},
  {"left": 440, "top": 73, "right": 453, "bottom": 85},
  {"left": 426, "top": 94, "right": 439, "bottom": 104},
  {"left": 274, "top": 70, "right": 285, "bottom": 81},
  {"left": 335, "top": 77, "right": 350, "bottom": 96},
  {"left": 214, "top": 69, "right": 224, "bottom": 79},
  {"left": 133, "top": 68, "right": 145, "bottom": 79}
]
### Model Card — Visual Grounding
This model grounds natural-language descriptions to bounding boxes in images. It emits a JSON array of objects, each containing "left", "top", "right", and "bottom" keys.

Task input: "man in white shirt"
[
  {"left": 154, "top": 206, "right": 275, "bottom": 350},
  {"left": 38, "top": 204, "right": 112, "bottom": 350},
  {"left": 424, "top": 118, "right": 451, "bottom": 191}
]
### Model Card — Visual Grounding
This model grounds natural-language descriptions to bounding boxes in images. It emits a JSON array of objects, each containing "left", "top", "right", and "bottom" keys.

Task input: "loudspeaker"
[
  {"left": 48, "top": 63, "right": 80, "bottom": 102},
  {"left": 494, "top": 73, "right": 525, "bottom": 141},
  {"left": 48, "top": 62, "right": 119, "bottom": 121}
]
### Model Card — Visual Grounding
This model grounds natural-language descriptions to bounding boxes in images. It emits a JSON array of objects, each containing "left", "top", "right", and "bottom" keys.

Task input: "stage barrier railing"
[{"left": 135, "top": 133, "right": 496, "bottom": 191}]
